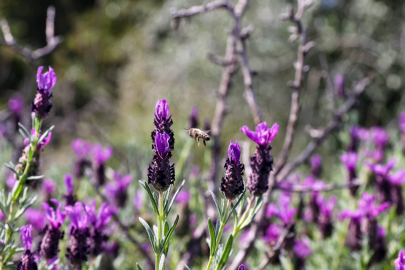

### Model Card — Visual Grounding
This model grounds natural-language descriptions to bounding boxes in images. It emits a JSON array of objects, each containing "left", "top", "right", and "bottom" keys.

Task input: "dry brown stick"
[
  {"left": 0, "top": 6, "right": 62, "bottom": 62},
  {"left": 275, "top": 0, "right": 311, "bottom": 172},
  {"left": 94, "top": 186, "right": 155, "bottom": 269}
]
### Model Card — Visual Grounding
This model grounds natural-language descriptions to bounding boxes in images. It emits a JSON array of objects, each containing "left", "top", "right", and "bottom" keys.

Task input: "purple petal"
[
  {"left": 20, "top": 225, "right": 33, "bottom": 251},
  {"left": 294, "top": 239, "right": 312, "bottom": 259},
  {"left": 71, "top": 139, "right": 92, "bottom": 158},
  {"left": 93, "top": 144, "right": 113, "bottom": 164},
  {"left": 175, "top": 191, "right": 191, "bottom": 204},
  {"left": 154, "top": 132, "right": 170, "bottom": 156},
  {"left": 133, "top": 191, "right": 143, "bottom": 210},
  {"left": 65, "top": 174, "right": 74, "bottom": 195},
  {"left": 395, "top": 250, "right": 405, "bottom": 270},
  {"left": 155, "top": 99, "right": 170, "bottom": 119},
  {"left": 42, "top": 179, "right": 56, "bottom": 194},
  {"left": 25, "top": 208, "right": 46, "bottom": 230},
  {"left": 340, "top": 152, "right": 358, "bottom": 170},
  {"left": 8, "top": 94, "right": 24, "bottom": 115},
  {"left": 228, "top": 140, "right": 241, "bottom": 163}
]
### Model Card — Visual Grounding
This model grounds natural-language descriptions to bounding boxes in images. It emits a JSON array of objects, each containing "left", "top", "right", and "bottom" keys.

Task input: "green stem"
[
  {"left": 156, "top": 192, "right": 164, "bottom": 270},
  {"left": 205, "top": 200, "right": 231, "bottom": 270},
  {"left": 233, "top": 196, "right": 256, "bottom": 236}
]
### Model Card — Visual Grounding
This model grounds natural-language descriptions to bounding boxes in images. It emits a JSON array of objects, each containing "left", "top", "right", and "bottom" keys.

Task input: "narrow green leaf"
[
  {"left": 136, "top": 263, "right": 143, "bottom": 270},
  {"left": 138, "top": 217, "right": 157, "bottom": 253},
  {"left": 167, "top": 180, "right": 185, "bottom": 216},
  {"left": 215, "top": 219, "right": 220, "bottom": 238},
  {"left": 216, "top": 235, "right": 233, "bottom": 270},
  {"left": 18, "top": 123, "right": 31, "bottom": 141},
  {"left": 208, "top": 190, "right": 222, "bottom": 219},
  {"left": 37, "top": 126, "right": 54, "bottom": 145},
  {"left": 182, "top": 262, "right": 191, "bottom": 270},
  {"left": 4, "top": 164, "right": 18, "bottom": 176},
  {"left": 164, "top": 221, "right": 169, "bottom": 236},
  {"left": 208, "top": 218, "right": 216, "bottom": 256},
  {"left": 159, "top": 254, "right": 166, "bottom": 270},
  {"left": 139, "top": 181, "right": 159, "bottom": 215},
  {"left": 3, "top": 246, "right": 16, "bottom": 264},
  {"left": 161, "top": 215, "right": 179, "bottom": 252},
  {"left": 163, "top": 185, "right": 172, "bottom": 213},
  {"left": 26, "top": 175, "right": 44, "bottom": 180}
]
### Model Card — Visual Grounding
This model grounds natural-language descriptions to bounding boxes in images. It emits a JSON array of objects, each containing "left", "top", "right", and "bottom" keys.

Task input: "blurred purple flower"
[
  {"left": 220, "top": 141, "right": 245, "bottom": 200},
  {"left": 347, "top": 126, "right": 360, "bottom": 152},
  {"left": 64, "top": 174, "right": 76, "bottom": 206},
  {"left": 395, "top": 250, "right": 405, "bottom": 270},
  {"left": 8, "top": 94, "right": 24, "bottom": 115},
  {"left": 240, "top": 122, "right": 279, "bottom": 147},
  {"left": 175, "top": 191, "right": 190, "bottom": 204},
  {"left": 369, "top": 127, "right": 389, "bottom": 147},
  {"left": 294, "top": 239, "right": 312, "bottom": 258},
  {"left": 262, "top": 224, "right": 280, "bottom": 244},
  {"left": 37, "top": 66, "right": 57, "bottom": 93},
  {"left": 400, "top": 112, "right": 405, "bottom": 133},
  {"left": 266, "top": 195, "right": 297, "bottom": 226},
  {"left": 310, "top": 154, "right": 322, "bottom": 176},
  {"left": 18, "top": 225, "right": 37, "bottom": 270},
  {"left": 106, "top": 172, "right": 133, "bottom": 207},
  {"left": 142, "top": 243, "right": 151, "bottom": 252},
  {"left": 188, "top": 106, "right": 199, "bottom": 129},
  {"left": 240, "top": 228, "right": 251, "bottom": 243},
  {"left": 40, "top": 199, "right": 65, "bottom": 259},
  {"left": 238, "top": 265, "right": 245, "bottom": 270},
  {"left": 0, "top": 124, "right": 6, "bottom": 138},
  {"left": 42, "top": 199, "right": 66, "bottom": 229},
  {"left": 189, "top": 215, "right": 197, "bottom": 227},
  {"left": 357, "top": 127, "right": 370, "bottom": 141},
  {"left": 334, "top": 74, "right": 345, "bottom": 97},
  {"left": 71, "top": 139, "right": 93, "bottom": 158},
  {"left": 341, "top": 152, "right": 359, "bottom": 196},
  {"left": 25, "top": 208, "right": 46, "bottom": 230},
  {"left": 86, "top": 201, "right": 113, "bottom": 231},
  {"left": 42, "top": 179, "right": 56, "bottom": 195},
  {"left": 366, "top": 158, "right": 396, "bottom": 203},
  {"left": 65, "top": 202, "right": 90, "bottom": 265},
  {"left": 6, "top": 173, "right": 16, "bottom": 190},
  {"left": 317, "top": 196, "right": 337, "bottom": 238},
  {"left": 358, "top": 193, "right": 390, "bottom": 218},
  {"left": 366, "top": 158, "right": 396, "bottom": 177},
  {"left": 93, "top": 144, "right": 113, "bottom": 164},
  {"left": 24, "top": 129, "right": 52, "bottom": 151}
]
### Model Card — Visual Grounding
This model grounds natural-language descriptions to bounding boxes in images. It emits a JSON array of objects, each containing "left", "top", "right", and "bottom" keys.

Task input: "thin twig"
[
  {"left": 94, "top": 187, "right": 155, "bottom": 268},
  {"left": 0, "top": 6, "right": 62, "bottom": 63}
]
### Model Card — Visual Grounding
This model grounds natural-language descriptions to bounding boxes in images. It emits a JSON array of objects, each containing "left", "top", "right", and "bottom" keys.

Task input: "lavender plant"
[{"left": 0, "top": 66, "right": 55, "bottom": 270}]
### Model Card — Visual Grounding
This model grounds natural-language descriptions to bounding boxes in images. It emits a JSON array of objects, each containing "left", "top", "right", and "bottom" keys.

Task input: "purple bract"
[
  {"left": 42, "top": 199, "right": 66, "bottom": 229},
  {"left": 240, "top": 122, "right": 279, "bottom": 147}
]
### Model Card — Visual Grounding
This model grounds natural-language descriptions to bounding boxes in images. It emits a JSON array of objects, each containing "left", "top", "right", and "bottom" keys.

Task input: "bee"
[{"left": 185, "top": 128, "right": 211, "bottom": 147}]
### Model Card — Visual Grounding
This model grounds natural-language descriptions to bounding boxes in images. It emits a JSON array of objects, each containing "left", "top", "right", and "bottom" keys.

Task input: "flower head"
[
  {"left": 65, "top": 202, "right": 88, "bottom": 230},
  {"left": 340, "top": 152, "right": 358, "bottom": 170},
  {"left": 42, "top": 179, "right": 56, "bottom": 195},
  {"left": 294, "top": 239, "right": 312, "bottom": 259},
  {"left": 318, "top": 196, "right": 337, "bottom": 219},
  {"left": 266, "top": 195, "right": 297, "bottom": 226},
  {"left": 388, "top": 170, "right": 405, "bottom": 185},
  {"left": 42, "top": 199, "right": 66, "bottom": 229},
  {"left": 262, "top": 224, "right": 280, "bottom": 244},
  {"left": 188, "top": 106, "right": 199, "bottom": 129},
  {"left": 369, "top": 127, "right": 389, "bottom": 147},
  {"left": 93, "top": 144, "right": 113, "bottom": 165},
  {"left": 220, "top": 140, "right": 245, "bottom": 200},
  {"left": 395, "top": 250, "right": 405, "bottom": 270},
  {"left": 65, "top": 174, "right": 74, "bottom": 195},
  {"left": 240, "top": 122, "right": 279, "bottom": 147},
  {"left": 8, "top": 94, "right": 24, "bottom": 115},
  {"left": 86, "top": 201, "right": 113, "bottom": 230},
  {"left": 71, "top": 139, "right": 92, "bottom": 158},
  {"left": 24, "top": 129, "right": 52, "bottom": 151},
  {"left": 238, "top": 265, "right": 245, "bottom": 270},
  {"left": 366, "top": 158, "right": 396, "bottom": 176},
  {"left": 310, "top": 154, "right": 322, "bottom": 176},
  {"left": 155, "top": 99, "right": 170, "bottom": 121},
  {"left": 37, "top": 66, "right": 57, "bottom": 93},
  {"left": 20, "top": 225, "right": 33, "bottom": 251},
  {"left": 106, "top": 172, "right": 133, "bottom": 207},
  {"left": 358, "top": 193, "right": 390, "bottom": 218}
]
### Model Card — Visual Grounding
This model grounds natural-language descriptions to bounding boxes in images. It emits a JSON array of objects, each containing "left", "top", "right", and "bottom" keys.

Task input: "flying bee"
[{"left": 185, "top": 128, "right": 210, "bottom": 147}]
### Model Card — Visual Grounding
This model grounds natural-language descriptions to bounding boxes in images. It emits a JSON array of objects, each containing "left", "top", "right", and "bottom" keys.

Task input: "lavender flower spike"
[
  {"left": 188, "top": 106, "right": 199, "bottom": 129},
  {"left": 220, "top": 141, "right": 245, "bottom": 200},
  {"left": 71, "top": 139, "right": 92, "bottom": 178},
  {"left": 340, "top": 152, "right": 359, "bottom": 196},
  {"left": 241, "top": 122, "right": 278, "bottom": 196},
  {"left": 64, "top": 174, "right": 76, "bottom": 206},
  {"left": 86, "top": 201, "right": 113, "bottom": 257},
  {"left": 395, "top": 250, "right": 405, "bottom": 270},
  {"left": 334, "top": 74, "right": 346, "bottom": 97},
  {"left": 32, "top": 66, "right": 56, "bottom": 119},
  {"left": 18, "top": 225, "right": 37, "bottom": 270},
  {"left": 317, "top": 195, "right": 337, "bottom": 238},
  {"left": 366, "top": 158, "right": 396, "bottom": 203},
  {"left": 310, "top": 154, "right": 322, "bottom": 176},
  {"left": 92, "top": 144, "right": 113, "bottom": 186},
  {"left": 152, "top": 99, "right": 174, "bottom": 152},
  {"left": 106, "top": 172, "right": 133, "bottom": 207},
  {"left": 39, "top": 199, "right": 66, "bottom": 260},
  {"left": 65, "top": 202, "right": 90, "bottom": 266},
  {"left": 147, "top": 132, "right": 175, "bottom": 192}
]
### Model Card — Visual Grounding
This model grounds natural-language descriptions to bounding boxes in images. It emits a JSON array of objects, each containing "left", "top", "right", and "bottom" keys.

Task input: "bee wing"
[
  {"left": 204, "top": 130, "right": 211, "bottom": 134},
  {"left": 184, "top": 128, "right": 190, "bottom": 131}
]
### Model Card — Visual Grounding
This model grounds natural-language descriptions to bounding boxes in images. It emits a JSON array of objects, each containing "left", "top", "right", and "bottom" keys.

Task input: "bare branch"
[
  {"left": 0, "top": 6, "right": 62, "bottom": 63},
  {"left": 171, "top": 0, "right": 233, "bottom": 19},
  {"left": 207, "top": 53, "right": 233, "bottom": 66}
]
